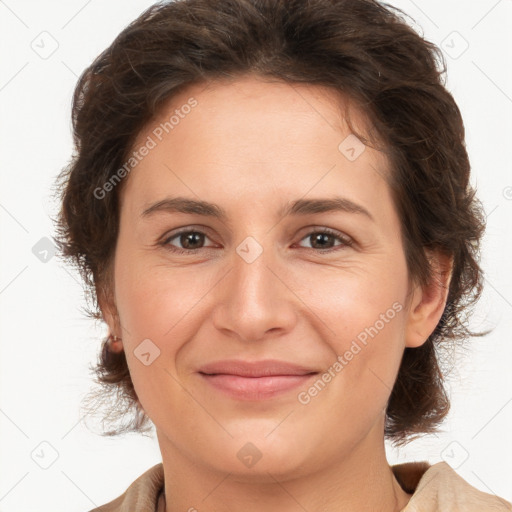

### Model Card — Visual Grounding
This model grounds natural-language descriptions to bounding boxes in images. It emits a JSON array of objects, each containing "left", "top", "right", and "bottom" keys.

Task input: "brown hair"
[{"left": 53, "top": 0, "right": 488, "bottom": 445}]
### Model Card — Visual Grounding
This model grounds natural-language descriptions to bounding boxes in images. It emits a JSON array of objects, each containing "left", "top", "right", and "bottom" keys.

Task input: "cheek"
[
  {"left": 330, "top": 278, "right": 407, "bottom": 360},
  {"left": 114, "top": 232, "right": 408, "bottom": 379},
  {"left": 294, "top": 255, "right": 408, "bottom": 348},
  {"left": 295, "top": 256, "right": 409, "bottom": 404},
  {"left": 112, "top": 260, "right": 202, "bottom": 415},
  {"left": 114, "top": 245, "right": 409, "bottom": 361},
  {"left": 114, "top": 256, "right": 202, "bottom": 339}
]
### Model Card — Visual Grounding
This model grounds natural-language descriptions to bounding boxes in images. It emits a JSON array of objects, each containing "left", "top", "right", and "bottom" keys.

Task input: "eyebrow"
[{"left": 141, "top": 196, "right": 374, "bottom": 222}]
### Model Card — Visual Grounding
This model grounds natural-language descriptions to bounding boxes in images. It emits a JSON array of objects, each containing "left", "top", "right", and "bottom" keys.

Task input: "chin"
[
  {"left": 211, "top": 449, "right": 310, "bottom": 483},
  {"left": 201, "top": 423, "right": 318, "bottom": 479}
]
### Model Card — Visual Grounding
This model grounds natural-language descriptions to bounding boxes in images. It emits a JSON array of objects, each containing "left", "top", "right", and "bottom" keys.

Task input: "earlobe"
[
  {"left": 107, "top": 334, "right": 124, "bottom": 353},
  {"left": 98, "top": 284, "right": 121, "bottom": 337},
  {"left": 99, "top": 297, "right": 124, "bottom": 353},
  {"left": 404, "top": 250, "right": 453, "bottom": 348}
]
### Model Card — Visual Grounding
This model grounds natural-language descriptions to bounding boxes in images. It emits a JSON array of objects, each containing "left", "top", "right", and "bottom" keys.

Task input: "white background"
[{"left": 0, "top": 0, "right": 511, "bottom": 510}]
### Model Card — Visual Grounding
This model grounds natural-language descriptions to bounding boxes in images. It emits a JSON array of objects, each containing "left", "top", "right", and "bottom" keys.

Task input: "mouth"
[{"left": 197, "top": 359, "right": 319, "bottom": 400}]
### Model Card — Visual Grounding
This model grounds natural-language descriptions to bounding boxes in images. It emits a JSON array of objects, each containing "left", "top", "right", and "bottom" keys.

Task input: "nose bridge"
[
  {"left": 211, "top": 233, "right": 296, "bottom": 341},
  {"left": 234, "top": 232, "right": 280, "bottom": 306},
  {"left": 233, "top": 234, "right": 275, "bottom": 301}
]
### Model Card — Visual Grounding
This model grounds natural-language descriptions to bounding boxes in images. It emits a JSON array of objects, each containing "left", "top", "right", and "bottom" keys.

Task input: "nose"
[{"left": 211, "top": 237, "right": 298, "bottom": 343}]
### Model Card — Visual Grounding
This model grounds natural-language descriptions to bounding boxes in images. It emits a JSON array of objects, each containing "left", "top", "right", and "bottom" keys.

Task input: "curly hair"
[{"left": 53, "top": 0, "right": 488, "bottom": 445}]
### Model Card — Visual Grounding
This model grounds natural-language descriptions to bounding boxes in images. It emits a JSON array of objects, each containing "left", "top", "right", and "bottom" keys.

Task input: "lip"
[{"left": 197, "top": 359, "right": 319, "bottom": 400}]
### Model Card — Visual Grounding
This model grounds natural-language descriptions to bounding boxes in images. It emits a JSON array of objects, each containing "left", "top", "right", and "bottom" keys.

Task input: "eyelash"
[{"left": 159, "top": 227, "right": 354, "bottom": 255}]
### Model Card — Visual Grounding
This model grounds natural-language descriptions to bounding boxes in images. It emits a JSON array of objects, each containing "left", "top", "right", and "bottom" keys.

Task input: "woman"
[{"left": 54, "top": 0, "right": 511, "bottom": 510}]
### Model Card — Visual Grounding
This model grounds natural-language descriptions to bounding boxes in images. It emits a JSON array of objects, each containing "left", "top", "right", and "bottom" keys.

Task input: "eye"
[
  {"left": 296, "top": 228, "right": 353, "bottom": 252},
  {"left": 159, "top": 226, "right": 353, "bottom": 255},
  {"left": 161, "top": 229, "right": 216, "bottom": 254}
]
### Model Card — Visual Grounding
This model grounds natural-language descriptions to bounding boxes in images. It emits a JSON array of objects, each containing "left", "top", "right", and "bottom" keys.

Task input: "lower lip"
[{"left": 199, "top": 373, "right": 317, "bottom": 400}]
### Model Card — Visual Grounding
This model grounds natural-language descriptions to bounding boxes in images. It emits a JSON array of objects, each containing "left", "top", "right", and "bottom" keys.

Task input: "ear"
[
  {"left": 97, "top": 282, "right": 124, "bottom": 353},
  {"left": 405, "top": 250, "right": 453, "bottom": 348}
]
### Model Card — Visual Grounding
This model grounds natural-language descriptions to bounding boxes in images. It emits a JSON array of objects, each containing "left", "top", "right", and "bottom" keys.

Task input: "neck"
[{"left": 157, "top": 420, "right": 412, "bottom": 512}]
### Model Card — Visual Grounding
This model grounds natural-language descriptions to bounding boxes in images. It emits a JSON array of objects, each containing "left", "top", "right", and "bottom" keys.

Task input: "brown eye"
[
  {"left": 162, "top": 230, "right": 214, "bottom": 253},
  {"left": 297, "top": 228, "right": 353, "bottom": 251},
  {"left": 160, "top": 226, "right": 352, "bottom": 255}
]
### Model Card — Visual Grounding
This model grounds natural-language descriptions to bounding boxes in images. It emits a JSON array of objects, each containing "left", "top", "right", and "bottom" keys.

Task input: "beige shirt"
[{"left": 89, "top": 461, "right": 512, "bottom": 511}]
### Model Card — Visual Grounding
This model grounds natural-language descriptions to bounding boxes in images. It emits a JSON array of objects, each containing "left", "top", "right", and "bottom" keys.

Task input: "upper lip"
[{"left": 198, "top": 359, "right": 319, "bottom": 378}]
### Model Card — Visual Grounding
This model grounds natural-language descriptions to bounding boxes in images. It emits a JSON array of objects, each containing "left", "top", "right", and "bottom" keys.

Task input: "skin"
[{"left": 101, "top": 75, "right": 452, "bottom": 512}]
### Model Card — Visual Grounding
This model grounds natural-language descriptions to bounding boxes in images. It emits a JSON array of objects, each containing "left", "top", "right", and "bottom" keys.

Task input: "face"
[{"left": 106, "top": 75, "right": 419, "bottom": 479}]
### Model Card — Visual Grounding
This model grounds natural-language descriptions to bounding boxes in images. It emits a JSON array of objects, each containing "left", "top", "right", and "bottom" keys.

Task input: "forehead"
[
  {"left": 120, "top": 75, "right": 390, "bottom": 216},
  {"left": 142, "top": 74, "right": 373, "bottom": 146}
]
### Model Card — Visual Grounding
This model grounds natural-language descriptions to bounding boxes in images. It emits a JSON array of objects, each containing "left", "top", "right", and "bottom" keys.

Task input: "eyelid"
[
  {"left": 296, "top": 226, "right": 353, "bottom": 243},
  {"left": 159, "top": 225, "right": 218, "bottom": 249},
  {"left": 159, "top": 225, "right": 354, "bottom": 253}
]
